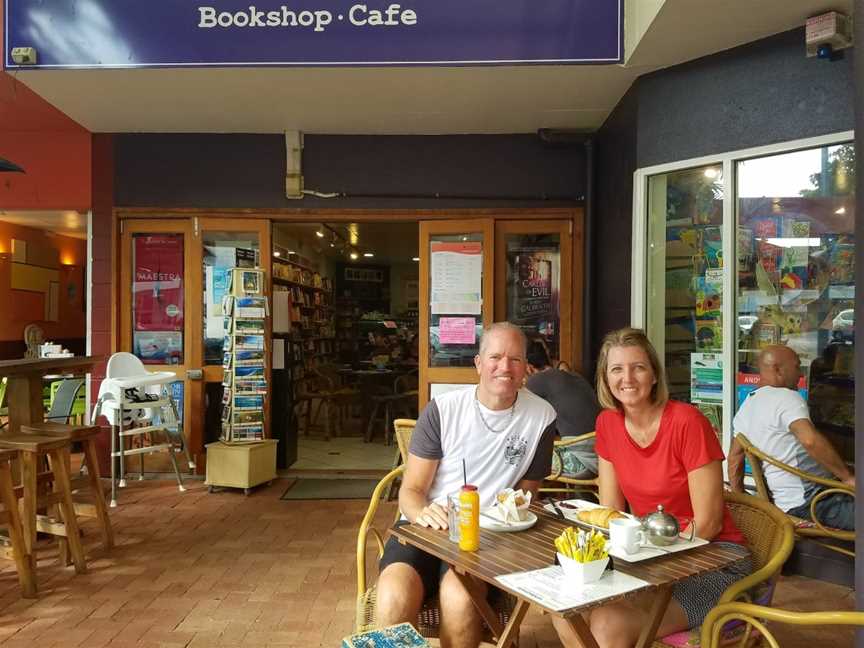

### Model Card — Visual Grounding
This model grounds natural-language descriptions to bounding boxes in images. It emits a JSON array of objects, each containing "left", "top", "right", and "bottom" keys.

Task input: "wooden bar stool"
[
  {"left": 0, "top": 434, "right": 87, "bottom": 574},
  {"left": 21, "top": 422, "right": 114, "bottom": 552},
  {"left": 0, "top": 448, "right": 36, "bottom": 597}
]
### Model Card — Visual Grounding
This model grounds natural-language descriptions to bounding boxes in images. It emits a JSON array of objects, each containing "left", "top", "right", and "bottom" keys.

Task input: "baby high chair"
[{"left": 93, "top": 352, "right": 193, "bottom": 506}]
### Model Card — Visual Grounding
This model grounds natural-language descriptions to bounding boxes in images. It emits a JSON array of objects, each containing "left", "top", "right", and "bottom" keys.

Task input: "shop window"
[
  {"left": 736, "top": 143, "right": 856, "bottom": 462},
  {"left": 203, "top": 233, "right": 260, "bottom": 365},
  {"left": 646, "top": 164, "right": 725, "bottom": 442},
  {"left": 132, "top": 233, "right": 185, "bottom": 365},
  {"left": 503, "top": 233, "right": 562, "bottom": 361},
  {"left": 429, "top": 233, "right": 484, "bottom": 367}
]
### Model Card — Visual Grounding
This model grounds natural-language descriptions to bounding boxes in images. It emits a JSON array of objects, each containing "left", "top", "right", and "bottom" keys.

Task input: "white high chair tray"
[{"left": 109, "top": 371, "right": 177, "bottom": 389}]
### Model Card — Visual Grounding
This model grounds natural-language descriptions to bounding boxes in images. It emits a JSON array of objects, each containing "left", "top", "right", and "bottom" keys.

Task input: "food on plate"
[
  {"left": 490, "top": 488, "right": 532, "bottom": 523},
  {"left": 497, "top": 492, "right": 526, "bottom": 507},
  {"left": 576, "top": 507, "right": 626, "bottom": 529}
]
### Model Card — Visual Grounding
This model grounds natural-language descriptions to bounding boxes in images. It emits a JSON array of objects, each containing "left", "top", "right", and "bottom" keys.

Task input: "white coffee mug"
[{"left": 609, "top": 517, "right": 646, "bottom": 555}]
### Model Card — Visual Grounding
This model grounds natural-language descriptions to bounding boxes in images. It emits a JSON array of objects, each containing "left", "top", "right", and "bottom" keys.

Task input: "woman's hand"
[
  {"left": 414, "top": 502, "right": 450, "bottom": 529},
  {"left": 687, "top": 460, "right": 725, "bottom": 540}
]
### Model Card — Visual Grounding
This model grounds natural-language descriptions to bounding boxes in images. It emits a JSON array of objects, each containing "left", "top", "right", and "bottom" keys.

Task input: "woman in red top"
[{"left": 553, "top": 328, "right": 751, "bottom": 648}]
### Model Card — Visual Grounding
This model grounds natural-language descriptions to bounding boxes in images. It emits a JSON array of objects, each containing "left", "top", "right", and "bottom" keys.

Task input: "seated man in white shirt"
[
  {"left": 374, "top": 322, "right": 556, "bottom": 648},
  {"left": 728, "top": 345, "right": 855, "bottom": 530}
]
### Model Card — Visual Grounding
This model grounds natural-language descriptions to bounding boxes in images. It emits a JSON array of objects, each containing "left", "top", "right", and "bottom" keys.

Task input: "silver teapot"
[{"left": 640, "top": 505, "right": 695, "bottom": 546}]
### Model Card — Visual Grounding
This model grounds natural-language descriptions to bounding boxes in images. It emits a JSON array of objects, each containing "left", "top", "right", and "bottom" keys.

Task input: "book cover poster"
[
  {"left": 133, "top": 234, "right": 184, "bottom": 333},
  {"left": 506, "top": 240, "right": 561, "bottom": 354}
]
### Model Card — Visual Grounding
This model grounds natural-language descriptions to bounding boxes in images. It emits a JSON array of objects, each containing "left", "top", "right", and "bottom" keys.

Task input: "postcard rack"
[{"left": 221, "top": 266, "right": 267, "bottom": 443}]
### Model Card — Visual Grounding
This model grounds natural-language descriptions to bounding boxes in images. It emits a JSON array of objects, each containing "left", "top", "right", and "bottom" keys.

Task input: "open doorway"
[
  {"left": 0, "top": 209, "right": 90, "bottom": 421},
  {"left": 272, "top": 221, "right": 419, "bottom": 476}
]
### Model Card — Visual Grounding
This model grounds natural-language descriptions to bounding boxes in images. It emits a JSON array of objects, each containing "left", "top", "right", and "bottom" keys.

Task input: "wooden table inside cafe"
[
  {"left": 0, "top": 356, "right": 104, "bottom": 433},
  {"left": 390, "top": 503, "right": 746, "bottom": 648}
]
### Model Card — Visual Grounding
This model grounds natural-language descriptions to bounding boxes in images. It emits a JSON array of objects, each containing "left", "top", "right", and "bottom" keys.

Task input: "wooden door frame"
[
  {"left": 119, "top": 219, "right": 201, "bottom": 465},
  {"left": 493, "top": 218, "right": 581, "bottom": 373},
  {"left": 418, "top": 219, "right": 495, "bottom": 409}
]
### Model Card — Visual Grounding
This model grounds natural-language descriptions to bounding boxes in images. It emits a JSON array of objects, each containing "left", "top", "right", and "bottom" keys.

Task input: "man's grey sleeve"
[
  {"left": 521, "top": 421, "right": 557, "bottom": 481},
  {"left": 408, "top": 399, "right": 443, "bottom": 460}
]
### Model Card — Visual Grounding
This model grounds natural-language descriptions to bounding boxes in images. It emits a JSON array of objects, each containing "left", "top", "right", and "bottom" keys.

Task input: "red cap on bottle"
[{"left": 462, "top": 484, "right": 478, "bottom": 491}]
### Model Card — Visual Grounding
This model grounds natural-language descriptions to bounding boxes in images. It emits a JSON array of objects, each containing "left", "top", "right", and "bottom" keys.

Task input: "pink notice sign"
[{"left": 439, "top": 317, "right": 476, "bottom": 345}]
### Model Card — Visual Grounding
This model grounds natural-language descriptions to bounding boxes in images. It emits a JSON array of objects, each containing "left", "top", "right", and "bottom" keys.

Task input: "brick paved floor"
[{"left": 0, "top": 479, "right": 854, "bottom": 647}]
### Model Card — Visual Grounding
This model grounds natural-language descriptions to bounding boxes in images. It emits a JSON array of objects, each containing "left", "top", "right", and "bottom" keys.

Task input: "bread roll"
[{"left": 576, "top": 507, "right": 626, "bottom": 528}]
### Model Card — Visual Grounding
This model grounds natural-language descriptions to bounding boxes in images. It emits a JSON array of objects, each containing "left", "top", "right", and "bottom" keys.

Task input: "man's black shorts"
[
  {"left": 379, "top": 521, "right": 451, "bottom": 600},
  {"left": 378, "top": 521, "right": 501, "bottom": 602}
]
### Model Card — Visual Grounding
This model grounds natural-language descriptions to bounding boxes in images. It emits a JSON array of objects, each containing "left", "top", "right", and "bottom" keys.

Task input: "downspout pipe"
[{"left": 583, "top": 138, "right": 595, "bottom": 376}]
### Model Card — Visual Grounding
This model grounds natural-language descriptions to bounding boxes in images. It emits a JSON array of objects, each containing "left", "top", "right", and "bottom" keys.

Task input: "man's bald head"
[{"left": 758, "top": 345, "right": 802, "bottom": 389}]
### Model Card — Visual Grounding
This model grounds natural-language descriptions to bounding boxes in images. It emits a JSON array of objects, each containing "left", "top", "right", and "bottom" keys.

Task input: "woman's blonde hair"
[{"left": 595, "top": 327, "right": 669, "bottom": 410}]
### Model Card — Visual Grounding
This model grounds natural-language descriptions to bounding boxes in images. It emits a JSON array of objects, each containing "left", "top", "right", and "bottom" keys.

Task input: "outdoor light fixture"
[{"left": 0, "top": 157, "right": 24, "bottom": 173}]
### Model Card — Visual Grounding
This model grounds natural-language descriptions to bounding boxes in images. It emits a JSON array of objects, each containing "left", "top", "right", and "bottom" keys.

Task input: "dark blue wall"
[
  {"left": 637, "top": 28, "right": 854, "bottom": 167},
  {"left": 591, "top": 28, "right": 856, "bottom": 365},
  {"left": 114, "top": 133, "right": 586, "bottom": 209}
]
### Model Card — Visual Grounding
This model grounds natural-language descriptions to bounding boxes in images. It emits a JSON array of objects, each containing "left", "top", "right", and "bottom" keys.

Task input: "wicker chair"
[
  {"left": 540, "top": 431, "right": 599, "bottom": 500},
  {"left": 652, "top": 491, "right": 795, "bottom": 648},
  {"left": 355, "top": 465, "right": 515, "bottom": 642},
  {"left": 393, "top": 418, "right": 417, "bottom": 464},
  {"left": 736, "top": 433, "right": 854, "bottom": 558},
  {"left": 701, "top": 603, "right": 864, "bottom": 648}
]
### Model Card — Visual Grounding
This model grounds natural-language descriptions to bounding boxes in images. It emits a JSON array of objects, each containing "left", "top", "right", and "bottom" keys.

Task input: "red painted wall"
[
  {"left": 0, "top": 1, "right": 92, "bottom": 210},
  {"left": 0, "top": 221, "right": 86, "bottom": 342}
]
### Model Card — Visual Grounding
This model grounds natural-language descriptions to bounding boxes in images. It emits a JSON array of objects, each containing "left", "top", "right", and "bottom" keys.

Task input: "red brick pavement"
[{"left": 0, "top": 479, "right": 853, "bottom": 647}]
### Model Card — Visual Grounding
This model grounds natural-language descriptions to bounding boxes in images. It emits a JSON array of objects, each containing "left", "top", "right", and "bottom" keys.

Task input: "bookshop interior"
[{"left": 270, "top": 221, "right": 420, "bottom": 473}]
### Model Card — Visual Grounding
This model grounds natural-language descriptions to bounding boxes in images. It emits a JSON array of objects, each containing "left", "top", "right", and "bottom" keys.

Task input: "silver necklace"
[{"left": 474, "top": 388, "right": 518, "bottom": 434}]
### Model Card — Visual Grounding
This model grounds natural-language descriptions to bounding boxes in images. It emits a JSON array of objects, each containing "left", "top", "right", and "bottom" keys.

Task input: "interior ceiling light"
[
  {"left": 412, "top": 257, "right": 420, "bottom": 262},
  {"left": 703, "top": 168, "right": 720, "bottom": 179},
  {"left": 363, "top": 252, "right": 374, "bottom": 257},
  {"left": 0, "top": 157, "right": 25, "bottom": 173},
  {"left": 349, "top": 252, "right": 359, "bottom": 260},
  {"left": 315, "top": 230, "right": 324, "bottom": 238},
  {"left": 273, "top": 251, "right": 281, "bottom": 257},
  {"left": 835, "top": 207, "right": 846, "bottom": 214}
]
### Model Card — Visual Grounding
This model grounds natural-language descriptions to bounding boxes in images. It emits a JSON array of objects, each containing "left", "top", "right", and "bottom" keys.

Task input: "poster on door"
[
  {"left": 506, "top": 242, "right": 560, "bottom": 355},
  {"left": 133, "top": 234, "right": 184, "bottom": 364}
]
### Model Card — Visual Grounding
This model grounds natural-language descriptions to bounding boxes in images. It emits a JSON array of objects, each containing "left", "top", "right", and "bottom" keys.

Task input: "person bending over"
[{"left": 375, "top": 322, "right": 556, "bottom": 648}]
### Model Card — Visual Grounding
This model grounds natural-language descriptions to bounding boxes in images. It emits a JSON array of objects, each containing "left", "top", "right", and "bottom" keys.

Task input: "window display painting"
[
  {"left": 505, "top": 235, "right": 561, "bottom": 359},
  {"left": 133, "top": 234, "right": 184, "bottom": 364}
]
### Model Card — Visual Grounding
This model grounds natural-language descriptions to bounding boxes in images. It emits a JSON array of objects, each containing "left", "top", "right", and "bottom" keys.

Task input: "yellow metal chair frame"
[
  {"left": 541, "top": 431, "right": 599, "bottom": 500},
  {"left": 652, "top": 491, "right": 795, "bottom": 648},
  {"left": 736, "top": 433, "right": 854, "bottom": 557},
  {"left": 701, "top": 602, "right": 864, "bottom": 648}
]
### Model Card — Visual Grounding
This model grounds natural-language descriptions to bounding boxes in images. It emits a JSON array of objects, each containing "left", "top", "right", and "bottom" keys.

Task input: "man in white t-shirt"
[
  {"left": 729, "top": 345, "right": 855, "bottom": 530},
  {"left": 375, "top": 322, "right": 556, "bottom": 647}
]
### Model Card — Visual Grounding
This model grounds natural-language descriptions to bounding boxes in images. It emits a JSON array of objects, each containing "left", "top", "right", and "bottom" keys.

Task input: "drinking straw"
[{"left": 462, "top": 459, "right": 467, "bottom": 486}]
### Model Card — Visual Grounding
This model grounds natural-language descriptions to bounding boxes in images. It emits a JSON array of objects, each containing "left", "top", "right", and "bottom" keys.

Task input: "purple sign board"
[{"left": 4, "top": 1, "right": 622, "bottom": 69}]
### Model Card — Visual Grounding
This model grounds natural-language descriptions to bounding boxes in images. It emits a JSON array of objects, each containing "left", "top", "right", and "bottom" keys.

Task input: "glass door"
[
  {"left": 120, "top": 219, "right": 198, "bottom": 466},
  {"left": 418, "top": 219, "right": 494, "bottom": 409},
  {"left": 494, "top": 220, "right": 576, "bottom": 369},
  {"left": 645, "top": 164, "right": 726, "bottom": 445}
]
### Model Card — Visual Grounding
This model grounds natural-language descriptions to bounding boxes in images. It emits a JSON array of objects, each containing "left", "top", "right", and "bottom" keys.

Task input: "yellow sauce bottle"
[{"left": 458, "top": 484, "right": 480, "bottom": 551}]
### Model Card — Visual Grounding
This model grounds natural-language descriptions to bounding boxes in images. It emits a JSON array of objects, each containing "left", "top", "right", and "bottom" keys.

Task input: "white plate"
[
  {"left": 608, "top": 536, "right": 709, "bottom": 562},
  {"left": 543, "top": 499, "right": 635, "bottom": 534},
  {"left": 480, "top": 511, "right": 538, "bottom": 532},
  {"left": 542, "top": 499, "right": 709, "bottom": 562}
]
